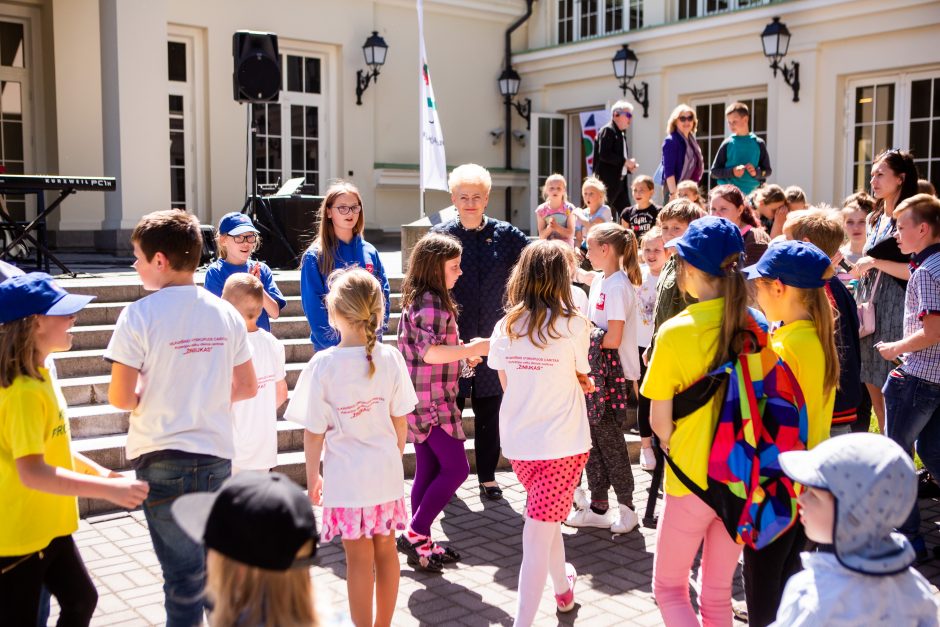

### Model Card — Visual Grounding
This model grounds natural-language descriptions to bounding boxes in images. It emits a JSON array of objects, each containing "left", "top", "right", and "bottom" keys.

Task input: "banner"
[
  {"left": 579, "top": 109, "right": 610, "bottom": 175},
  {"left": 418, "top": 0, "right": 448, "bottom": 192}
]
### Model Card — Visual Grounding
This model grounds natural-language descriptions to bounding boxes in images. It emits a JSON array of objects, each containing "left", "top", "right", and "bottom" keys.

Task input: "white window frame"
[
  {"left": 675, "top": 0, "right": 771, "bottom": 20},
  {"left": 843, "top": 69, "right": 940, "bottom": 198},
  {"left": 167, "top": 26, "right": 207, "bottom": 221},
  {"left": 556, "top": 0, "right": 642, "bottom": 45},
  {"left": 529, "top": 113, "right": 568, "bottom": 236}
]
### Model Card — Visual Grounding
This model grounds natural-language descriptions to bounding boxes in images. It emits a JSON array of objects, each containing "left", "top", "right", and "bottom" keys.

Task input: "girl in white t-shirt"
[
  {"left": 568, "top": 222, "right": 642, "bottom": 534},
  {"left": 285, "top": 268, "right": 418, "bottom": 627},
  {"left": 489, "top": 241, "right": 594, "bottom": 626},
  {"left": 636, "top": 226, "right": 666, "bottom": 470}
]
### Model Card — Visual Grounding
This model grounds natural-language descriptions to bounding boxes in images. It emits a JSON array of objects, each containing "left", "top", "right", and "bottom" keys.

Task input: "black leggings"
[
  {"left": 742, "top": 522, "right": 807, "bottom": 627},
  {"left": 0, "top": 535, "right": 97, "bottom": 626},
  {"left": 457, "top": 394, "right": 503, "bottom": 484},
  {"left": 637, "top": 346, "right": 652, "bottom": 438}
]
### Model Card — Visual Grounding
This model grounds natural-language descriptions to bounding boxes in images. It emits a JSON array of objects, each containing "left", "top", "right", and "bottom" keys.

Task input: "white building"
[{"left": 0, "top": 0, "right": 938, "bottom": 253}]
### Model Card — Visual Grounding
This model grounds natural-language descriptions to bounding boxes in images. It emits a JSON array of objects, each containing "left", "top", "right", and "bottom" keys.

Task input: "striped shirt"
[
  {"left": 397, "top": 291, "right": 465, "bottom": 443},
  {"left": 902, "top": 244, "right": 940, "bottom": 384}
]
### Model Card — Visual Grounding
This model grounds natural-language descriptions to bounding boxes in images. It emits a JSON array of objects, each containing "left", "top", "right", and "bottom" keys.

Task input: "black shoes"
[{"left": 479, "top": 483, "right": 503, "bottom": 500}]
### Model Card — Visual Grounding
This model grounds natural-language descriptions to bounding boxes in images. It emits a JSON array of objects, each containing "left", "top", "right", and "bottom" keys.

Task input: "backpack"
[{"left": 663, "top": 310, "right": 808, "bottom": 550}]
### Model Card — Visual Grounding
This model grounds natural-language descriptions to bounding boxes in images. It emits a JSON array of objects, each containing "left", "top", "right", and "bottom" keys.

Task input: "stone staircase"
[{"left": 55, "top": 271, "right": 639, "bottom": 517}]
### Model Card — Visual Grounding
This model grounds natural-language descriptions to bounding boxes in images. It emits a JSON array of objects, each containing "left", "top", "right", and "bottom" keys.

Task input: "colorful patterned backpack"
[{"left": 664, "top": 309, "right": 808, "bottom": 550}]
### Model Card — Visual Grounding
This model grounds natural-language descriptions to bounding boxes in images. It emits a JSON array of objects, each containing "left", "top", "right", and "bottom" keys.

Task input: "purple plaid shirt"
[{"left": 397, "top": 291, "right": 465, "bottom": 443}]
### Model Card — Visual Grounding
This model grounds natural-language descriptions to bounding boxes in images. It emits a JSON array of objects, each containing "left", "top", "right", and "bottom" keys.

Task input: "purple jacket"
[{"left": 661, "top": 130, "right": 702, "bottom": 184}]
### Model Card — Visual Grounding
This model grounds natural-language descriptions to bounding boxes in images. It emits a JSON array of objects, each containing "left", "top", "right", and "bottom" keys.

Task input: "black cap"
[{"left": 172, "top": 472, "right": 318, "bottom": 571}]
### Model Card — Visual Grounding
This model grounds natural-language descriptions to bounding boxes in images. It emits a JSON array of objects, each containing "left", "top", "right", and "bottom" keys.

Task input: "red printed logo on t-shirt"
[
  {"left": 366, "top": 263, "right": 374, "bottom": 274},
  {"left": 596, "top": 293, "right": 606, "bottom": 311}
]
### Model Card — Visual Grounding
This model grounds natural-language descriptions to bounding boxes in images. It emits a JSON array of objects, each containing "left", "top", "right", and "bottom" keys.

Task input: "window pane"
[
  {"left": 856, "top": 86, "right": 873, "bottom": 123},
  {"left": 170, "top": 132, "right": 185, "bottom": 166},
  {"left": 0, "top": 22, "right": 24, "bottom": 68},
  {"left": 268, "top": 137, "right": 281, "bottom": 171},
  {"left": 253, "top": 104, "right": 267, "bottom": 135},
  {"left": 854, "top": 124, "right": 873, "bottom": 164},
  {"left": 580, "top": 0, "right": 599, "bottom": 37},
  {"left": 538, "top": 147, "right": 551, "bottom": 176},
  {"left": 171, "top": 168, "right": 185, "bottom": 206},
  {"left": 911, "top": 79, "right": 931, "bottom": 119},
  {"left": 167, "top": 41, "right": 186, "bottom": 82},
  {"left": 292, "top": 140, "right": 303, "bottom": 174},
  {"left": 268, "top": 104, "right": 281, "bottom": 136},
  {"left": 875, "top": 84, "right": 894, "bottom": 122},
  {"left": 305, "top": 58, "right": 321, "bottom": 94},
  {"left": 696, "top": 104, "right": 710, "bottom": 135},
  {"left": 0, "top": 81, "right": 21, "bottom": 121},
  {"left": 751, "top": 98, "right": 768, "bottom": 134},
  {"left": 606, "top": 0, "right": 623, "bottom": 33},
  {"left": 286, "top": 55, "right": 303, "bottom": 92},
  {"left": 933, "top": 121, "right": 940, "bottom": 159},
  {"left": 628, "top": 0, "right": 643, "bottom": 30},
  {"left": 935, "top": 79, "right": 940, "bottom": 117},
  {"left": 306, "top": 139, "right": 318, "bottom": 172},
  {"left": 306, "top": 106, "right": 318, "bottom": 138},
  {"left": 168, "top": 94, "right": 183, "bottom": 115},
  {"left": 539, "top": 119, "right": 550, "bottom": 146},
  {"left": 2, "top": 120, "right": 21, "bottom": 161},
  {"left": 291, "top": 105, "right": 303, "bottom": 137},
  {"left": 910, "top": 120, "right": 930, "bottom": 159},
  {"left": 169, "top": 117, "right": 183, "bottom": 131},
  {"left": 931, "top": 160, "right": 940, "bottom": 193},
  {"left": 873, "top": 123, "right": 892, "bottom": 156}
]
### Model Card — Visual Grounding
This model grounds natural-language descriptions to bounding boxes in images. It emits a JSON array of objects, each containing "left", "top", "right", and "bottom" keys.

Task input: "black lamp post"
[
  {"left": 498, "top": 67, "right": 531, "bottom": 130},
  {"left": 761, "top": 17, "right": 799, "bottom": 102},
  {"left": 355, "top": 31, "right": 388, "bottom": 105},
  {"left": 612, "top": 43, "right": 649, "bottom": 118}
]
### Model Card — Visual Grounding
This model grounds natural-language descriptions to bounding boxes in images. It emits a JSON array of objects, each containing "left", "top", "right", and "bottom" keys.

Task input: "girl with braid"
[{"left": 286, "top": 267, "right": 418, "bottom": 627}]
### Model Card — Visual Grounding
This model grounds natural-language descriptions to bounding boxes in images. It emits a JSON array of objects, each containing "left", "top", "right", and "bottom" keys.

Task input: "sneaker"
[
  {"left": 610, "top": 504, "right": 639, "bottom": 534},
  {"left": 555, "top": 563, "right": 577, "bottom": 612},
  {"left": 639, "top": 447, "right": 657, "bottom": 471},
  {"left": 572, "top": 487, "right": 590, "bottom": 511},
  {"left": 732, "top": 600, "right": 748, "bottom": 623},
  {"left": 564, "top": 507, "right": 612, "bottom": 528}
]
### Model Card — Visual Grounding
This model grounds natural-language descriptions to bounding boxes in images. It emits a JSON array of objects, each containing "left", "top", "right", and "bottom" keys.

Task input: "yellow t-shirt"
[
  {"left": 0, "top": 369, "right": 78, "bottom": 555},
  {"left": 771, "top": 320, "right": 834, "bottom": 450},
  {"left": 641, "top": 298, "right": 724, "bottom": 497}
]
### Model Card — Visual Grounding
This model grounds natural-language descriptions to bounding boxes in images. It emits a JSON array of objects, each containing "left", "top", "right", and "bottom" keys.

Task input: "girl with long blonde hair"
[
  {"left": 489, "top": 240, "right": 593, "bottom": 625},
  {"left": 300, "top": 180, "right": 390, "bottom": 351}
]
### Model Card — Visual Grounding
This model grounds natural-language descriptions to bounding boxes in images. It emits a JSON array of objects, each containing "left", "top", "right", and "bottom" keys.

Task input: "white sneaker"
[
  {"left": 572, "top": 487, "right": 590, "bottom": 511},
  {"left": 564, "top": 507, "right": 612, "bottom": 528},
  {"left": 610, "top": 505, "right": 639, "bottom": 534},
  {"left": 639, "top": 447, "right": 657, "bottom": 471}
]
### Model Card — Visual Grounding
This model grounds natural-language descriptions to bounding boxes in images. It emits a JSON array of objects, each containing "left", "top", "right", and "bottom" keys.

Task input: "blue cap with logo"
[
  {"left": 218, "top": 212, "right": 259, "bottom": 236},
  {"left": 670, "top": 216, "right": 745, "bottom": 277},
  {"left": 744, "top": 240, "right": 831, "bottom": 288},
  {"left": 0, "top": 272, "right": 95, "bottom": 324}
]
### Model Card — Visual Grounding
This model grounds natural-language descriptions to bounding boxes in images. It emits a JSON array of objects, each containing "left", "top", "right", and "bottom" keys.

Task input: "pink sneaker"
[{"left": 554, "top": 563, "right": 577, "bottom": 612}]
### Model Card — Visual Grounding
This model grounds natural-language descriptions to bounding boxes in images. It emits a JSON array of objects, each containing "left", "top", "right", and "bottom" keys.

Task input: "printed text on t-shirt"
[
  {"left": 169, "top": 337, "right": 227, "bottom": 355},
  {"left": 505, "top": 356, "right": 560, "bottom": 372},
  {"left": 338, "top": 397, "right": 385, "bottom": 419}
]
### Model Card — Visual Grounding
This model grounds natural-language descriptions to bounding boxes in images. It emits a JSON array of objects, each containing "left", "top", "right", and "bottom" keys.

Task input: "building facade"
[{"left": 0, "top": 0, "right": 937, "bottom": 252}]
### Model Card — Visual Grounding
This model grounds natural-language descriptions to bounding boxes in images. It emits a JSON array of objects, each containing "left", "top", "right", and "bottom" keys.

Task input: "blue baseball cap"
[
  {"left": 217, "top": 212, "right": 259, "bottom": 236},
  {"left": 671, "top": 216, "right": 745, "bottom": 277},
  {"left": 0, "top": 272, "right": 95, "bottom": 324},
  {"left": 744, "top": 240, "right": 831, "bottom": 288}
]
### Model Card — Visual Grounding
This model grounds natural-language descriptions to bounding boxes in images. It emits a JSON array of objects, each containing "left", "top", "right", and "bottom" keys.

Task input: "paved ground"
[{"left": 50, "top": 465, "right": 940, "bottom": 626}]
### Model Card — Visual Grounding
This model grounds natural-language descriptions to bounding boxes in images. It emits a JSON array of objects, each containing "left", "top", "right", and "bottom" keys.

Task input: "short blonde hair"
[
  {"left": 640, "top": 225, "right": 664, "bottom": 248},
  {"left": 221, "top": 274, "right": 264, "bottom": 322},
  {"left": 783, "top": 208, "right": 846, "bottom": 259},
  {"left": 541, "top": 173, "right": 568, "bottom": 203},
  {"left": 611, "top": 100, "right": 634, "bottom": 115},
  {"left": 448, "top": 163, "right": 492, "bottom": 194},
  {"left": 666, "top": 104, "right": 697, "bottom": 135},
  {"left": 676, "top": 180, "right": 702, "bottom": 199},
  {"left": 582, "top": 176, "right": 607, "bottom": 199}
]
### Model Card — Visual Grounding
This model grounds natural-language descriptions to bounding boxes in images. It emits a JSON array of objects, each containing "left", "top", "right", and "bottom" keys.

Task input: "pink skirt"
[
  {"left": 510, "top": 452, "right": 590, "bottom": 522},
  {"left": 321, "top": 498, "right": 408, "bottom": 542}
]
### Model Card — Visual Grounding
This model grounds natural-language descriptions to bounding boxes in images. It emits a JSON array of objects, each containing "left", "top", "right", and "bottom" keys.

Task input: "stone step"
[
  {"left": 76, "top": 296, "right": 303, "bottom": 326},
  {"left": 77, "top": 432, "right": 643, "bottom": 518}
]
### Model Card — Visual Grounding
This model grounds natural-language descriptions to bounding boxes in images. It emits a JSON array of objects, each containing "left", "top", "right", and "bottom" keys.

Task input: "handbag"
[{"left": 857, "top": 270, "right": 882, "bottom": 338}]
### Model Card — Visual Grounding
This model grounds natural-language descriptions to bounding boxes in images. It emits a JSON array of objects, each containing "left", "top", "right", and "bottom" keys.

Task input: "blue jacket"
[
  {"left": 431, "top": 217, "right": 528, "bottom": 398},
  {"left": 661, "top": 130, "right": 687, "bottom": 183},
  {"left": 203, "top": 259, "right": 286, "bottom": 331},
  {"left": 300, "top": 236, "right": 390, "bottom": 350}
]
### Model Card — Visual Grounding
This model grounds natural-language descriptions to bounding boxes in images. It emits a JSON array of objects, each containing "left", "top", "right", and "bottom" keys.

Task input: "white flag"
[{"left": 418, "top": 0, "right": 448, "bottom": 193}]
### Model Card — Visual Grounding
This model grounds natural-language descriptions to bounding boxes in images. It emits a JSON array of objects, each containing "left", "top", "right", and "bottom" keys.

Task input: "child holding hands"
[
  {"left": 286, "top": 267, "right": 418, "bottom": 627},
  {"left": 489, "top": 241, "right": 593, "bottom": 625},
  {"left": 397, "top": 233, "right": 489, "bottom": 572},
  {"left": 0, "top": 273, "right": 149, "bottom": 625}
]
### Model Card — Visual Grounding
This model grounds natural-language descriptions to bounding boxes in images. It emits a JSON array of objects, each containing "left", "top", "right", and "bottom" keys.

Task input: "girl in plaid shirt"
[{"left": 396, "top": 233, "right": 489, "bottom": 572}]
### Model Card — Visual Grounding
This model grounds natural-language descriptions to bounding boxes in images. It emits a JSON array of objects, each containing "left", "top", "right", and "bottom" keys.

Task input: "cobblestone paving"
[{"left": 53, "top": 466, "right": 940, "bottom": 626}]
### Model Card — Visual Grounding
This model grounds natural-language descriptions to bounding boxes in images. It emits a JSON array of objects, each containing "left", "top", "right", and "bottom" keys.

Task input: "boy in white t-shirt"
[
  {"left": 222, "top": 274, "right": 287, "bottom": 474},
  {"left": 105, "top": 210, "right": 256, "bottom": 625}
]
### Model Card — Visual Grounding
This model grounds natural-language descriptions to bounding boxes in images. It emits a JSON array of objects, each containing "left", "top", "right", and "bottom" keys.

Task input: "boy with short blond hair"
[
  {"left": 222, "top": 274, "right": 288, "bottom": 474},
  {"left": 105, "top": 210, "right": 257, "bottom": 624},
  {"left": 783, "top": 208, "right": 862, "bottom": 435}
]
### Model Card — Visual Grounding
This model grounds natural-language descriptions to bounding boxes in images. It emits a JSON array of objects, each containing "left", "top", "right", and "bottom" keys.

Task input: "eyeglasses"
[
  {"left": 333, "top": 204, "right": 362, "bottom": 215},
  {"left": 678, "top": 115, "right": 695, "bottom": 123},
  {"left": 230, "top": 234, "right": 258, "bottom": 244},
  {"left": 614, "top": 111, "right": 633, "bottom": 119}
]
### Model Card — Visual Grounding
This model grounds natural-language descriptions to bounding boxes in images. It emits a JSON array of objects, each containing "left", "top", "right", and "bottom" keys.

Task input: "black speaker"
[
  {"left": 253, "top": 195, "right": 323, "bottom": 269},
  {"left": 232, "top": 31, "right": 281, "bottom": 103},
  {"left": 199, "top": 225, "right": 217, "bottom": 266}
]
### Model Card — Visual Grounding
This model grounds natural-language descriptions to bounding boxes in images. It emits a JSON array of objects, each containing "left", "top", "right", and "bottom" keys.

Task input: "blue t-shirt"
[
  {"left": 203, "top": 259, "right": 286, "bottom": 331},
  {"left": 299, "top": 236, "right": 390, "bottom": 350}
]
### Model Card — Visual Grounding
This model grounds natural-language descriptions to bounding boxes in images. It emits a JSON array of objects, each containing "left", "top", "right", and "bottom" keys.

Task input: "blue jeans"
[
  {"left": 136, "top": 455, "right": 230, "bottom": 627},
  {"left": 884, "top": 369, "right": 940, "bottom": 539}
]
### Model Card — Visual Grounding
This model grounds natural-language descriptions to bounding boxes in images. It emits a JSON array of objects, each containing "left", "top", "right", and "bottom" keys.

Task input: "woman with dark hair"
[
  {"left": 658, "top": 104, "right": 704, "bottom": 202},
  {"left": 851, "top": 149, "right": 918, "bottom": 433},
  {"left": 707, "top": 184, "right": 770, "bottom": 265}
]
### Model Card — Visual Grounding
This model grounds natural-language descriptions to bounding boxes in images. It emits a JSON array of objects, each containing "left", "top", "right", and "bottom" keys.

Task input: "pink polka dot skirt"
[{"left": 510, "top": 452, "right": 590, "bottom": 522}]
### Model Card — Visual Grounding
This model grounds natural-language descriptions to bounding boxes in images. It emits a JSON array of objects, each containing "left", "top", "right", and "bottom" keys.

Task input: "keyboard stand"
[{"left": 0, "top": 187, "right": 76, "bottom": 275}]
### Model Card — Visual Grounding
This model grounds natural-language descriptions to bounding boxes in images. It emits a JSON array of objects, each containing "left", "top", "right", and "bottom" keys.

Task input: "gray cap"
[{"left": 778, "top": 432, "right": 916, "bottom": 575}]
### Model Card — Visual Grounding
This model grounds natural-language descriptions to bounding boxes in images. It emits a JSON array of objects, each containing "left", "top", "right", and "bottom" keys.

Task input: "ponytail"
[
  {"left": 363, "top": 311, "right": 379, "bottom": 378},
  {"left": 589, "top": 222, "right": 642, "bottom": 286}
]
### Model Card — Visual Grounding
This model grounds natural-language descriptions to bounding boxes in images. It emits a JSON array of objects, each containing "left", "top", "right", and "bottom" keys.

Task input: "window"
[
  {"left": 558, "top": 0, "right": 643, "bottom": 44},
  {"left": 693, "top": 95, "right": 768, "bottom": 190},
  {"left": 0, "top": 20, "right": 27, "bottom": 221},
  {"left": 677, "top": 0, "right": 770, "bottom": 20},
  {"left": 529, "top": 114, "right": 567, "bottom": 234},
  {"left": 844, "top": 71, "right": 940, "bottom": 196},
  {"left": 167, "top": 39, "right": 196, "bottom": 212},
  {"left": 253, "top": 53, "right": 326, "bottom": 193}
]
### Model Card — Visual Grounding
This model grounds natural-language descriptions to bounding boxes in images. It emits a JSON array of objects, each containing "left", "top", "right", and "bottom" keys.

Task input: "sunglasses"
[
  {"left": 230, "top": 234, "right": 258, "bottom": 244},
  {"left": 614, "top": 111, "right": 633, "bottom": 119},
  {"left": 678, "top": 115, "right": 695, "bottom": 122}
]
